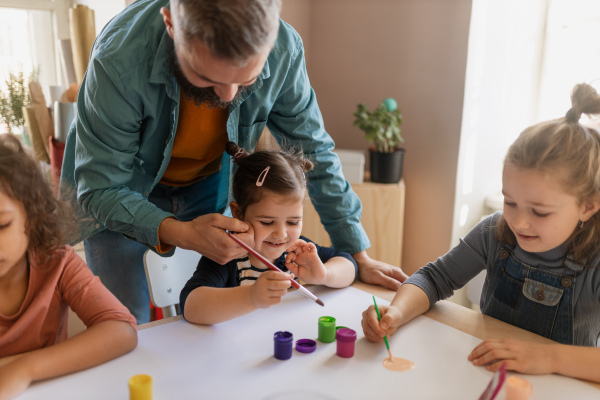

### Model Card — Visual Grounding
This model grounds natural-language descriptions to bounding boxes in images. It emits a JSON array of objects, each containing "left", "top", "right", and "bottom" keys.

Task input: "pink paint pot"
[{"left": 335, "top": 328, "right": 357, "bottom": 358}]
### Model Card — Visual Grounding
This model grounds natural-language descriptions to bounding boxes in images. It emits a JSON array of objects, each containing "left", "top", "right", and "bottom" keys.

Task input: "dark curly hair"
[
  {"left": 225, "top": 141, "right": 313, "bottom": 216},
  {"left": 0, "top": 134, "right": 74, "bottom": 264}
]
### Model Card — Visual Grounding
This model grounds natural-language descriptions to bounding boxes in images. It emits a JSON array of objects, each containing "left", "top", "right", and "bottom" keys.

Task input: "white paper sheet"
[{"left": 17, "top": 286, "right": 600, "bottom": 399}]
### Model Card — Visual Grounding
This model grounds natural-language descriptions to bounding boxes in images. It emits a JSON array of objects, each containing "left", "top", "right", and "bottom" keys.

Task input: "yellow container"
[{"left": 128, "top": 374, "right": 153, "bottom": 400}]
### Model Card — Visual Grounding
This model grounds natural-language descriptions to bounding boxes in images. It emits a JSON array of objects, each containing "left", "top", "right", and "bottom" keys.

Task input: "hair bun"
[
  {"left": 225, "top": 141, "right": 249, "bottom": 163},
  {"left": 303, "top": 159, "right": 314, "bottom": 173},
  {"left": 566, "top": 107, "right": 581, "bottom": 123},
  {"left": 568, "top": 83, "right": 600, "bottom": 123}
]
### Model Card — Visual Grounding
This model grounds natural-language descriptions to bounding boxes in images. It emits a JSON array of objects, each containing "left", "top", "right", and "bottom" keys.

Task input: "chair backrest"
[
  {"left": 143, "top": 247, "right": 201, "bottom": 316},
  {"left": 466, "top": 270, "right": 486, "bottom": 308}
]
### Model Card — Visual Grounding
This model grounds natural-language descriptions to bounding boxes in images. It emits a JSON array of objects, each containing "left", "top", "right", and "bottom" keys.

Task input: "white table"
[{"left": 17, "top": 285, "right": 600, "bottom": 399}]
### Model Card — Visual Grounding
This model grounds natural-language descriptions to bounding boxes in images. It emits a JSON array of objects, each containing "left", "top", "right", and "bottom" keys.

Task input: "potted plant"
[
  {"left": 0, "top": 66, "right": 38, "bottom": 142},
  {"left": 353, "top": 98, "right": 405, "bottom": 183}
]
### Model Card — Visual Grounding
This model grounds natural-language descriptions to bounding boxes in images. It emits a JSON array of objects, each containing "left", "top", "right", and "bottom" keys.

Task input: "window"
[
  {"left": 0, "top": 0, "right": 68, "bottom": 87},
  {"left": 537, "top": 0, "right": 600, "bottom": 122},
  {"left": 452, "top": 0, "right": 600, "bottom": 247},
  {"left": 0, "top": 8, "right": 57, "bottom": 87},
  {"left": 0, "top": 0, "right": 70, "bottom": 133}
]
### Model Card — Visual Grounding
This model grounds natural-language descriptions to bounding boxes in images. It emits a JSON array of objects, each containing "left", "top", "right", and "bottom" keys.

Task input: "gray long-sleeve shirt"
[{"left": 406, "top": 212, "right": 600, "bottom": 346}]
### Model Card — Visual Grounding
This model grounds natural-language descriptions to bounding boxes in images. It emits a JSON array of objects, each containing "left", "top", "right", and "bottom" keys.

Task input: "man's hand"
[
  {"left": 353, "top": 250, "right": 408, "bottom": 291},
  {"left": 159, "top": 214, "right": 254, "bottom": 264}
]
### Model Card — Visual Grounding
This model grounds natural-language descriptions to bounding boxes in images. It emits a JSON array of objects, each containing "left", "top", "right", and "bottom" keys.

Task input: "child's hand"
[
  {"left": 468, "top": 339, "right": 555, "bottom": 375},
  {"left": 361, "top": 304, "right": 402, "bottom": 343},
  {"left": 250, "top": 270, "right": 292, "bottom": 309},
  {"left": 285, "top": 239, "right": 327, "bottom": 285},
  {"left": 0, "top": 361, "right": 32, "bottom": 400}
]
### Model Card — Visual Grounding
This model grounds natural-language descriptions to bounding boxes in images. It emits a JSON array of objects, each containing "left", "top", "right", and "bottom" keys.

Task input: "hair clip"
[
  {"left": 256, "top": 166, "right": 270, "bottom": 187},
  {"left": 234, "top": 148, "right": 245, "bottom": 159}
]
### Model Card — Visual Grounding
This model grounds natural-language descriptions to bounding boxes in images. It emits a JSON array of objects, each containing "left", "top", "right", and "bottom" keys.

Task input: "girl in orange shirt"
[{"left": 0, "top": 134, "right": 137, "bottom": 399}]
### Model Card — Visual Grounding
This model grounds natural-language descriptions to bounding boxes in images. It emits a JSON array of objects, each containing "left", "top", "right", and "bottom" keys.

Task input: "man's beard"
[{"left": 168, "top": 45, "right": 248, "bottom": 109}]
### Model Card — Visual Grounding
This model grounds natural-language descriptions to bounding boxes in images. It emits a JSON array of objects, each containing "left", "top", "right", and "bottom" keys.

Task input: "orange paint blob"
[{"left": 383, "top": 356, "right": 415, "bottom": 372}]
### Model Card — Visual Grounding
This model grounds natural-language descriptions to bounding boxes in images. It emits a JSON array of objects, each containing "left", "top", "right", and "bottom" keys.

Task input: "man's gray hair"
[{"left": 172, "top": 0, "right": 282, "bottom": 64}]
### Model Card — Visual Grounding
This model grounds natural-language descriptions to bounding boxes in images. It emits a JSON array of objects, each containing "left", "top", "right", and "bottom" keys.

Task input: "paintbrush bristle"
[{"left": 316, "top": 299, "right": 324, "bottom": 307}]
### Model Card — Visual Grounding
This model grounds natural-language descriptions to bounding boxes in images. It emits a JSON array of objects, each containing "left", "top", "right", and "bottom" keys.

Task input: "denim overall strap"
[{"left": 480, "top": 247, "right": 581, "bottom": 344}]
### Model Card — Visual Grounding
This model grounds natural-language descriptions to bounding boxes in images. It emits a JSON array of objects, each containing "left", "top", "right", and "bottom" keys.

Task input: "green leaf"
[{"left": 353, "top": 101, "right": 404, "bottom": 153}]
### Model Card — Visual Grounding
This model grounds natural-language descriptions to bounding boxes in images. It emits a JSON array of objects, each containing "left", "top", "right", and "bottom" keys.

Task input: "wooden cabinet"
[{"left": 302, "top": 180, "right": 405, "bottom": 268}]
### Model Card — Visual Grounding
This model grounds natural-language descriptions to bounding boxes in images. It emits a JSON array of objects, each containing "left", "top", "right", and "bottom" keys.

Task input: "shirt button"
[
  {"left": 499, "top": 249, "right": 509, "bottom": 259},
  {"left": 95, "top": 223, "right": 100, "bottom": 229},
  {"left": 561, "top": 277, "right": 573, "bottom": 288},
  {"left": 535, "top": 288, "right": 545, "bottom": 301}
]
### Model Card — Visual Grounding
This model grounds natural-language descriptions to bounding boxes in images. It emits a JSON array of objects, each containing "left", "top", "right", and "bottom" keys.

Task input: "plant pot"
[{"left": 369, "top": 148, "right": 405, "bottom": 183}]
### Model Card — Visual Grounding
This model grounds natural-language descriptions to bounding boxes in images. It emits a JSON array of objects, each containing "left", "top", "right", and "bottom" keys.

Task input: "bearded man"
[{"left": 60, "top": 0, "right": 408, "bottom": 324}]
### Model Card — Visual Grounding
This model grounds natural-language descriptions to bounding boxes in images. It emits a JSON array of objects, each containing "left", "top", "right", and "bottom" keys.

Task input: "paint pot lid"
[
  {"left": 274, "top": 331, "right": 293, "bottom": 343},
  {"left": 318, "top": 316, "right": 336, "bottom": 326},
  {"left": 295, "top": 339, "right": 317, "bottom": 353},
  {"left": 336, "top": 328, "right": 357, "bottom": 342}
]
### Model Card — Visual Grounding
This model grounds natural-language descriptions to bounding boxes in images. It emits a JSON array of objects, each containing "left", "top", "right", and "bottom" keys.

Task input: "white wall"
[{"left": 281, "top": 0, "right": 472, "bottom": 277}]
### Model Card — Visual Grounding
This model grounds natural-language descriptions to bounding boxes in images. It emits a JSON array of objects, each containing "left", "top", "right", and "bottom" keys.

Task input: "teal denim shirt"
[{"left": 60, "top": 0, "right": 370, "bottom": 254}]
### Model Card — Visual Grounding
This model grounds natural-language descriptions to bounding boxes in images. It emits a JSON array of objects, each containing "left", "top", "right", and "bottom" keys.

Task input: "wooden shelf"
[{"left": 302, "top": 179, "right": 405, "bottom": 268}]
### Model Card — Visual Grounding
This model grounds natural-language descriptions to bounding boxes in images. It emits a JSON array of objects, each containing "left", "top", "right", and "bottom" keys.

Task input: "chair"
[
  {"left": 466, "top": 270, "right": 486, "bottom": 310},
  {"left": 143, "top": 247, "right": 201, "bottom": 318}
]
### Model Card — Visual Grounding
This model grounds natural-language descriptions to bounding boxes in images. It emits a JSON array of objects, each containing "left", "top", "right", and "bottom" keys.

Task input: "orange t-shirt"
[
  {"left": 0, "top": 246, "right": 137, "bottom": 357},
  {"left": 159, "top": 94, "right": 228, "bottom": 186}
]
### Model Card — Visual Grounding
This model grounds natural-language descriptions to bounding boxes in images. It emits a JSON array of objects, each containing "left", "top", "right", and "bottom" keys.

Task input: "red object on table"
[{"left": 150, "top": 303, "right": 164, "bottom": 321}]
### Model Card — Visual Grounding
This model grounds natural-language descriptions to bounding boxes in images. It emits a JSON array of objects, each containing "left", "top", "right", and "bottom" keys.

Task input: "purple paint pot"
[
  {"left": 295, "top": 339, "right": 317, "bottom": 354},
  {"left": 274, "top": 331, "right": 293, "bottom": 360},
  {"left": 336, "top": 328, "right": 357, "bottom": 358}
]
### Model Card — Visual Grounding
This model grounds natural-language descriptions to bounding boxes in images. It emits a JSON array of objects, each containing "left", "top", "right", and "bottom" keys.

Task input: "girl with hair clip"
[
  {"left": 362, "top": 83, "right": 600, "bottom": 382},
  {"left": 0, "top": 134, "right": 137, "bottom": 400},
  {"left": 180, "top": 142, "right": 358, "bottom": 324}
]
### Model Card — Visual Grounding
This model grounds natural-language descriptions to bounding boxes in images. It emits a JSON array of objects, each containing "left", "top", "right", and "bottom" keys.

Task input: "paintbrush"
[
  {"left": 227, "top": 232, "right": 324, "bottom": 307},
  {"left": 373, "top": 296, "right": 393, "bottom": 360}
]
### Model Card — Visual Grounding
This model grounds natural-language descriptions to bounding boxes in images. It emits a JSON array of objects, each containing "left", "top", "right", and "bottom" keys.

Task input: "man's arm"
[{"left": 266, "top": 22, "right": 408, "bottom": 289}]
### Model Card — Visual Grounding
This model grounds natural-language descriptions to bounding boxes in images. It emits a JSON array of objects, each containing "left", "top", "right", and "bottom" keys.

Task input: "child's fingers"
[
  {"left": 306, "top": 242, "right": 316, "bottom": 252},
  {"left": 361, "top": 312, "right": 378, "bottom": 341},
  {"left": 286, "top": 238, "right": 307, "bottom": 253},
  {"left": 380, "top": 313, "right": 395, "bottom": 331},
  {"left": 468, "top": 340, "right": 512, "bottom": 366},
  {"left": 267, "top": 286, "right": 289, "bottom": 299},
  {"left": 468, "top": 339, "right": 501, "bottom": 361},
  {"left": 284, "top": 262, "right": 299, "bottom": 276},
  {"left": 485, "top": 359, "right": 513, "bottom": 372},
  {"left": 262, "top": 271, "right": 292, "bottom": 286},
  {"left": 364, "top": 306, "right": 386, "bottom": 335},
  {"left": 285, "top": 251, "right": 297, "bottom": 264}
]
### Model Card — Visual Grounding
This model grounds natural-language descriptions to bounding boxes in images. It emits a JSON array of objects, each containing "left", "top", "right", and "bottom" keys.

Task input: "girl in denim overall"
[{"left": 361, "top": 83, "right": 600, "bottom": 383}]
